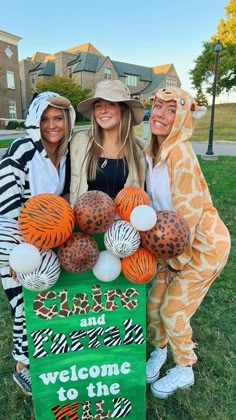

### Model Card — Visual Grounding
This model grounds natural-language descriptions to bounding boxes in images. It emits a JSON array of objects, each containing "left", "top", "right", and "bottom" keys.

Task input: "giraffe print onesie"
[{"left": 145, "top": 88, "right": 231, "bottom": 366}]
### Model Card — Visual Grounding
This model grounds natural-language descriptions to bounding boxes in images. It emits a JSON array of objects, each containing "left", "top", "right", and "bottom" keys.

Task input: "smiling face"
[
  {"left": 150, "top": 99, "right": 177, "bottom": 144},
  {"left": 40, "top": 106, "right": 65, "bottom": 153},
  {"left": 93, "top": 99, "right": 121, "bottom": 130}
]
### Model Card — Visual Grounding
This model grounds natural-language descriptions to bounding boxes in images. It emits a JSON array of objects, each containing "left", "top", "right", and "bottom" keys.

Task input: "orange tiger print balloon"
[
  {"left": 121, "top": 247, "right": 157, "bottom": 284},
  {"left": 114, "top": 186, "right": 150, "bottom": 221},
  {"left": 18, "top": 193, "right": 75, "bottom": 249}
]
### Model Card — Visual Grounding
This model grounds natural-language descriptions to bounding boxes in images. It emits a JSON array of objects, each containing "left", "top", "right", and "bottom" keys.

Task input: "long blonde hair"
[{"left": 84, "top": 103, "right": 143, "bottom": 184}]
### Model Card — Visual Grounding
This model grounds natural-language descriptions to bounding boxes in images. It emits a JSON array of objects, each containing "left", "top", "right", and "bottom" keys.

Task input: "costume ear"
[
  {"left": 192, "top": 106, "right": 207, "bottom": 119},
  {"left": 191, "top": 100, "right": 207, "bottom": 119}
]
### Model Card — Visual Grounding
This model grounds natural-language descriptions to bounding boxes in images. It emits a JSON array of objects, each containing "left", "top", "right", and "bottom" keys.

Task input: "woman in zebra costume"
[{"left": 0, "top": 91, "right": 76, "bottom": 396}]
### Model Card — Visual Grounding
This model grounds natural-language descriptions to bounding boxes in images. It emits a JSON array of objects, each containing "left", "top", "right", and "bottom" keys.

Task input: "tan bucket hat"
[{"left": 77, "top": 80, "right": 144, "bottom": 126}]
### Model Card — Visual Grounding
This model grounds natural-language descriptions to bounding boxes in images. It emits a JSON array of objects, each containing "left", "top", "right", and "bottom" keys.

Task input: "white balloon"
[
  {"left": 9, "top": 243, "right": 42, "bottom": 274},
  {"left": 92, "top": 250, "right": 121, "bottom": 282},
  {"left": 17, "top": 249, "right": 61, "bottom": 291},
  {"left": 130, "top": 205, "right": 157, "bottom": 231}
]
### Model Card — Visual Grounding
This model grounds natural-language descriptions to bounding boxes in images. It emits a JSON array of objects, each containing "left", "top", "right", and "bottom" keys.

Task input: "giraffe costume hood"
[
  {"left": 145, "top": 87, "right": 231, "bottom": 367},
  {"left": 151, "top": 87, "right": 207, "bottom": 161}
]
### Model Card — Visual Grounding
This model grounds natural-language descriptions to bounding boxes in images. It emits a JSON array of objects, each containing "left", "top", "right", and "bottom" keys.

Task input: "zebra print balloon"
[
  {"left": 0, "top": 216, "right": 24, "bottom": 268},
  {"left": 17, "top": 249, "right": 61, "bottom": 291},
  {"left": 104, "top": 220, "right": 140, "bottom": 258}
]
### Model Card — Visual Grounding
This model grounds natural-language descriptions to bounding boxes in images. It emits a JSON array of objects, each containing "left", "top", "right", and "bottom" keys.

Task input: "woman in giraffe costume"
[{"left": 145, "top": 87, "right": 231, "bottom": 399}]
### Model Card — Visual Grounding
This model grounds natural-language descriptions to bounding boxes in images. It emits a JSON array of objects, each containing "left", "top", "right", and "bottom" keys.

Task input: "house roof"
[
  {"left": 66, "top": 42, "right": 103, "bottom": 56},
  {"left": 112, "top": 60, "right": 152, "bottom": 81},
  {"left": 71, "top": 52, "right": 108, "bottom": 72},
  {"left": 29, "top": 60, "right": 55, "bottom": 76}
]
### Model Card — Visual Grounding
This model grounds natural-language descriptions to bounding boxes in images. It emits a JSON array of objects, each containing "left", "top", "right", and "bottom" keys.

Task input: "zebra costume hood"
[
  {"left": 0, "top": 91, "right": 76, "bottom": 219},
  {"left": 25, "top": 91, "right": 76, "bottom": 147}
]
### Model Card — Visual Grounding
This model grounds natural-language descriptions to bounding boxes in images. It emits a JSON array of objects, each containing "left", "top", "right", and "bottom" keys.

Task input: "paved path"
[{"left": 0, "top": 130, "right": 236, "bottom": 157}]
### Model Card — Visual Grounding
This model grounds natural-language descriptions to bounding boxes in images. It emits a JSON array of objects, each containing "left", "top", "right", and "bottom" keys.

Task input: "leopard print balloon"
[
  {"left": 140, "top": 210, "right": 190, "bottom": 258},
  {"left": 57, "top": 232, "right": 99, "bottom": 273},
  {"left": 74, "top": 190, "right": 116, "bottom": 234}
]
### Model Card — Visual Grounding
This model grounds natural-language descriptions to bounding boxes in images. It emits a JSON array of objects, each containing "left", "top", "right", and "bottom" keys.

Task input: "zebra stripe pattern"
[
  {"left": 0, "top": 216, "right": 24, "bottom": 268},
  {"left": 104, "top": 220, "right": 140, "bottom": 258},
  {"left": 17, "top": 249, "right": 61, "bottom": 291}
]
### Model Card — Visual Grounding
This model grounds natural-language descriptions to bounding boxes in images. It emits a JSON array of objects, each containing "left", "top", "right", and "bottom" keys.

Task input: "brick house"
[
  {"left": 19, "top": 42, "right": 181, "bottom": 117},
  {"left": 0, "top": 29, "right": 23, "bottom": 127}
]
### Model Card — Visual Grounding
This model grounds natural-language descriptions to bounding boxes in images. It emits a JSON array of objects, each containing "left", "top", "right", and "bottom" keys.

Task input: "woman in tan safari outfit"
[
  {"left": 70, "top": 79, "right": 146, "bottom": 206},
  {"left": 145, "top": 87, "right": 231, "bottom": 399}
]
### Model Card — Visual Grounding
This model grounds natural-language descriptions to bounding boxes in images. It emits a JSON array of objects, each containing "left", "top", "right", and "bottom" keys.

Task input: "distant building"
[
  {"left": 19, "top": 42, "right": 181, "bottom": 116},
  {"left": 0, "top": 31, "right": 182, "bottom": 122},
  {"left": 0, "top": 29, "right": 23, "bottom": 127}
]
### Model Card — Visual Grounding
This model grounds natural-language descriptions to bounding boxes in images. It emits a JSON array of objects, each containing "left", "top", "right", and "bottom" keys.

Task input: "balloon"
[
  {"left": 18, "top": 193, "right": 75, "bottom": 249},
  {"left": 92, "top": 250, "right": 121, "bottom": 282},
  {"left": 114, "top": 186, "right": 150, "bottom": 221},
  {"left": 130, "top": 205, "right": 157, "bottom": 231},
  {"left": 140, "top": 210, "right": 190, "bottom": 258},
  {"left": 104, "top": 219, "right": 140, "bottom": 258},
  {"left": 17, "top": 249, "right": 61, "bottom": 291},
  {"left": 0, "top": 216, "right": 24, "bottom": 268},
  {"left": 9, "top": 243, "right": 42, "bottom": 273},
  {"left": 121, "top": 247, "right": 157, "bottom": 284},
  {"left": 74, "top": 190, "right": 116, "bottom": 234},
  {"left": 58, "top": 232, "right": 99, "bottom": 273}
]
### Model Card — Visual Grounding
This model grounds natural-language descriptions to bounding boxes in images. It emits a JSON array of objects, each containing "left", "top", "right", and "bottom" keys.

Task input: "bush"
[{"left": 6, "top": 120, "right": 25, "bottom": 129}]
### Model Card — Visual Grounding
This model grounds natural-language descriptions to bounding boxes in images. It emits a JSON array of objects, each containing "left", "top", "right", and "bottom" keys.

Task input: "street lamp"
[{"left": 206, "top": 40, "right": 222, "bottom": 155}]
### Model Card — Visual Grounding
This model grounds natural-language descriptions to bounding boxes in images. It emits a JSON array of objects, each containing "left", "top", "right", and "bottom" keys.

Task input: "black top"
[{"left": 88, "top": 157, "right": 128, "bottom": 199}]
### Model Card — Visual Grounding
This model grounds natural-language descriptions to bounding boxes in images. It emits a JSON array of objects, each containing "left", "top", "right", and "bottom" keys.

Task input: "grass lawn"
[{"left": 0, "top": 156, "right": 235, "bottom": 419}]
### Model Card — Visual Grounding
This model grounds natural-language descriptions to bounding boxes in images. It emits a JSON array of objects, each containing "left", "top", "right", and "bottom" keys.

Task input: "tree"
[
  {"left": 189, "top": 0, "right": 236, "bottom": 95},
  {"left": 212, "top": 0, "right": 236, "bottom": 44},
  {"left": 36, "top": 76, "right": 92, "bottom": 110},
  {"left": 189, "top": 41, "right": 236, "bottom": 95},
  {"left": 195, "top": 90, "right": 208, "bottom": 107}
]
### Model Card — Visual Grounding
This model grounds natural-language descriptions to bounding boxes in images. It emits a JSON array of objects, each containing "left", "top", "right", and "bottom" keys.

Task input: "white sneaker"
[
  {"left": 151, "top": 365, "right": 194, "bottom": 399},
  {"left": 146, "top": 347, "right": 167, "bottom": 384}
]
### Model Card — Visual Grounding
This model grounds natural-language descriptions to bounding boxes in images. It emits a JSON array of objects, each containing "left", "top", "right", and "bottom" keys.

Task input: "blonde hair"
[
  {"left": 41, "top": 109, "right": 71, "bottom": 167},
  {"left": 84, "top": 103, "right": 143, "bottom": 185},
  {"left": 144, "top": 131, "right": 161, "bottom": 159}
]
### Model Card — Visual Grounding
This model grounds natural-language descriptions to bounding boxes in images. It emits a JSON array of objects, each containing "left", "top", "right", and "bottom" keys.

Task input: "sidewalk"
[{"left": 0, "top": 130, "right": 236, "bottom": 156}]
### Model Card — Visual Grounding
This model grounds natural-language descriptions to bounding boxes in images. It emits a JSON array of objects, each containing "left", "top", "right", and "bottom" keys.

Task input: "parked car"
[{"left": 143, "top": 109, "right": 151, "bottom": 121}]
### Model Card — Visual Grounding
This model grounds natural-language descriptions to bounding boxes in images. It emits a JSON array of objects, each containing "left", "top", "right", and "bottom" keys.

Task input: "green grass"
[
  {"left": 0, "top": 156, "right": 235, "bottom": 419},
  {"left": 0, "top": 139, "right": 14, "bottom": 148},
  {"left": 192, "top": 103, "right": 236, "bottom": 142}
]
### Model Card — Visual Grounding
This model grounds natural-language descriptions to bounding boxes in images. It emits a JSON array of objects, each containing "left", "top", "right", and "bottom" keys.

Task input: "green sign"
[{"left": 24, "top": 236, "right": 146, "bottom": 419}]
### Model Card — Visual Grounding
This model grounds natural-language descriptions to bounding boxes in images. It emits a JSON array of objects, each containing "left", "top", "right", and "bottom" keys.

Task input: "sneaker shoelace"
[
  {"left": 20, "top": 367, "right": 32, "bottom": 387},
  {"left": 164, "top": 366, "right": 184, "bottom": 386}
]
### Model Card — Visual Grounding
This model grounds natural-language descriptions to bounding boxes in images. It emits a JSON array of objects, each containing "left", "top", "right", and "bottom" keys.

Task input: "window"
[
  {"left": 9, "top": 101, "right": 17, "bottom": 119},
  {"left": 7, "top": 71, "right": 15, "bottom": 89},
  {"left": 31, "top": 73, "right": 38, "bottom": 84},
  {"left": 126, "top": 75, "right": 137, "bottom": 87},
  {"left": 68, "top": 67, "right": 73, "bottom": 79},
  {"left": 104, "top": 68, "right": 111, "bottom": 79},
  {"left": 166, "top": 78, "right": 177, "bottom": 88}
]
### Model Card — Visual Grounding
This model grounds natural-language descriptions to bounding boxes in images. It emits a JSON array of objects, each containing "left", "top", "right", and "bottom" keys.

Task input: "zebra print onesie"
[{"left": 0, "top": 91, "right": 75, "bottom": 365}]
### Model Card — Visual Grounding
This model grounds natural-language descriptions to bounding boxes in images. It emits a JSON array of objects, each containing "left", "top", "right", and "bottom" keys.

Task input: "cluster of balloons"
[
  {"left": 0, "top": 194, "right": 74, "bottom": 291},
  {"left": 0, "top": 186, "right": 190, "bottom": 291}
]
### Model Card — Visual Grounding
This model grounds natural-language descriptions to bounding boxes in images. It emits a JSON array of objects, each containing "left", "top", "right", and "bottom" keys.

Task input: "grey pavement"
[{"left": 0, "top": 129, "right": 236, "bottom": 158}]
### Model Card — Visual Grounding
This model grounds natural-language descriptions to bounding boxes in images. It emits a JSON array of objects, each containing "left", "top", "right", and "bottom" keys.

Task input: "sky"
[{"left": 1, "top": 0, "right": 234, "bottom": 103}]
